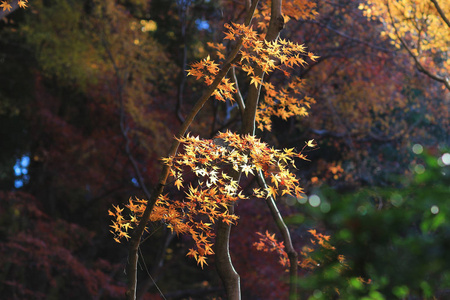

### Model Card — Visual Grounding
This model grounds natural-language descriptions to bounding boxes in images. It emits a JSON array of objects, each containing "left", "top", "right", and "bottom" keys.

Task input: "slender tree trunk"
[
  {"left": 215, "top": 1, "right": 288, "bottom": 299},
  {"left": 215, "top": 205, "right": 241, "bottom": 299},
  {"left": 125, "top": 25, "right": 248, "bottom": 300}
]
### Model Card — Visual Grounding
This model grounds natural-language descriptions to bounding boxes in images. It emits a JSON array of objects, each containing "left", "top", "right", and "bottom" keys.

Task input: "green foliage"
[
  {"left": 294, "top": 147, "right": 450, "bottom": 299},
  {"left": 21, "top": 0, "right": 99, "bottom": 89}
]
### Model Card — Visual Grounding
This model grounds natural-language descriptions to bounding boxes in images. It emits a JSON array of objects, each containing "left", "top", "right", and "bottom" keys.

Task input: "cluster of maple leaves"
[
  {"left": 110, "top": 131, "right": 316, "bottom": 267},
  {"left": 254, "top": 229, "right": 344, "bottom": 271},
  {"left": 108, "top": 8, "right": 342, "bottom": 271},
  {"left": 0, "top": 0, "right": 27, "bottom": 11},
  {"left": 107, "top": 0, "right": 354, "bottom": 277},
  {"left": 188, "top": 22, "right": 317, "bottom": 131}
]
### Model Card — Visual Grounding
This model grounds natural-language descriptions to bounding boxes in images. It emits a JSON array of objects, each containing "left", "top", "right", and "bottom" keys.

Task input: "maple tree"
[
  {"left": 1, "top": 0, "right": 449, "bottom": 299},
  {"left": 107, "top": 0, "right": 327, "bottom": 297}
]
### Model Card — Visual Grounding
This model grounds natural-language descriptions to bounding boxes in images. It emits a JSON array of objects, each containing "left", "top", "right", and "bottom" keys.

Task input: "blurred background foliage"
[{"left": 291, "top": 148, "right": 450, "bottom": 299}]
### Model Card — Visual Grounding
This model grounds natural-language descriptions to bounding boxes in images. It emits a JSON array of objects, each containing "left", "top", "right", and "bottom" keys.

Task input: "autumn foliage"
[
  {"left": 110, "top": 131, "right": 314, "bottom": 268},
  {"left": 1, "top": 0, "right": 449, "bottom": 299}
]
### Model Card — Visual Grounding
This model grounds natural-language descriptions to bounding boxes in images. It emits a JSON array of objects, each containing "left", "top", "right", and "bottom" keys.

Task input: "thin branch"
[
  {"left": 136, "top": 230, "right": 175, "bottom": 300},
  {"left": 430, "top": 0, "right": 450, "bottom": 28},
  {"left": 256, "top": 171, "right": 298, "bottom": 300},
  {"left": 100, "top": 26, "right": 154, "bottom": 203},
  {"left": 137, "top": 246, "right": 167, "bottom": 300},
  {"left": 231, "top": 66, "right": 246, "bottom": 119}
]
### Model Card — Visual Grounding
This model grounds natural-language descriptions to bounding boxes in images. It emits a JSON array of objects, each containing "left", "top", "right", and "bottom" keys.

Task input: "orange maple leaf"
[
  {"left": 265, "top": 185, "right": 277, "bottom": 198},
  {"left": 18, "top": 0, "right": 27, "bottom": 8},
  {"left": 197, "top": 256, "right": 208, "bottom": 269},
  {"left": 0, "top": 1, "right": 12, "bottom": 11}
]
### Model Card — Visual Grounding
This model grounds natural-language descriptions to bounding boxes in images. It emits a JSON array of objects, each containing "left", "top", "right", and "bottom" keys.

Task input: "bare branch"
[{"left": 256, "top": 171, "right": 299, "bottom": 300}]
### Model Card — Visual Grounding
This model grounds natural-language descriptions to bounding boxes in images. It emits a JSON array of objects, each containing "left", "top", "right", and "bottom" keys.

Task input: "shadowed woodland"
[{"left": 0, "top": 0, "right": 449, "bottom": 299}]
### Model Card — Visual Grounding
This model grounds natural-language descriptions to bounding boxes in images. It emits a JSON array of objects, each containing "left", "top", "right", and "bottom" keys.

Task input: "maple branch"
[
  {"left": 231, "top": 66, "right": 246, "bottom": 119},
  {"left": 215, "top": 0, "right": 259, "bottom": 300},
  {"left": 386, "top": 1, "right": 450, "bottom": 91},
  {"left": 126, "top": 2, "right": 260, "bottom": 299},
  {"left": 215, "top": 0, "right": 286, "bottom": 299},
  {"left": 242, "top": 0, "right": 284, "bottom": 135},
  {"left": 256, "top": 171, "right": 298, "bottom": 300},
  {"left": 430, "top": 0, "right": 450, "bottom": 28}
]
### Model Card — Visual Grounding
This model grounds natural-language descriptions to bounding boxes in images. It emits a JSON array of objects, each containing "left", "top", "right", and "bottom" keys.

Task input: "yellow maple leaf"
[
  {"left": 250, "top": 76, "right": 262, "bottom": 87},
  {"left": 265, "top": 185, "right": 277, "bottom": 198},
  {"left": 174, "top": 178, "right": 183, "bottom": 190},
  {"left": 306, "top": 139, "right": 317, "bottom": 147},
  {"left": 307, "top": 52, "right": 319, "bottom": 61}
]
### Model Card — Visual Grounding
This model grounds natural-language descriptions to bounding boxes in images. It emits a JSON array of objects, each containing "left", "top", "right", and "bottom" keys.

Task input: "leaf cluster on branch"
[{"left": 110, "top": 131, "right": 315, "bottom": 269}]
